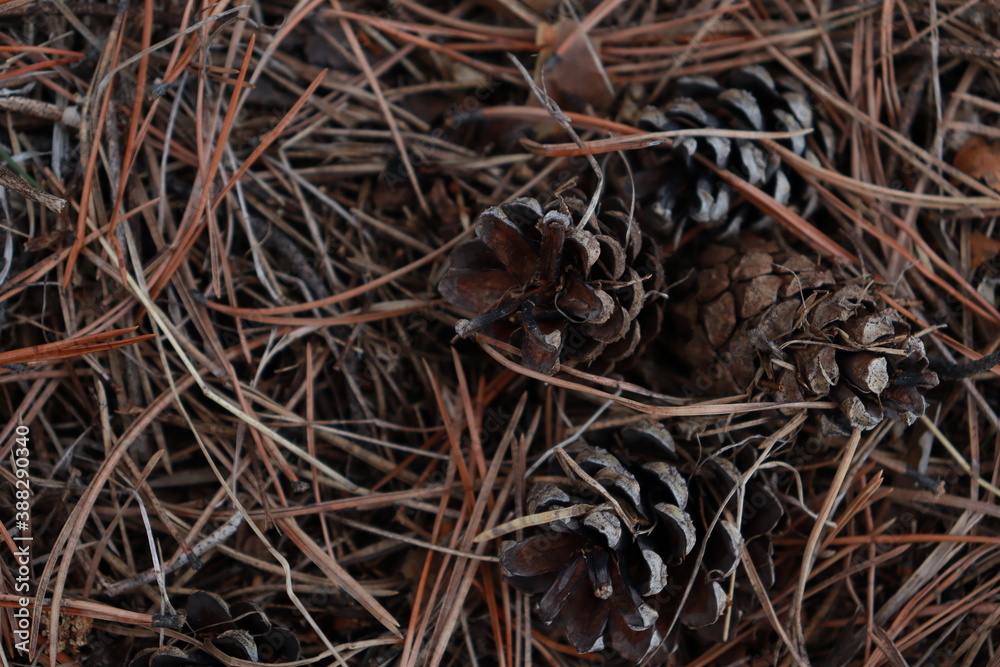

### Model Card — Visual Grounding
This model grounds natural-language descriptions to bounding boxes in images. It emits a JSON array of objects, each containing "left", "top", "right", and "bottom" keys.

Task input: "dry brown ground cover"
[{"left": 0, "top": 0, "right": 999, "bottom": 665}]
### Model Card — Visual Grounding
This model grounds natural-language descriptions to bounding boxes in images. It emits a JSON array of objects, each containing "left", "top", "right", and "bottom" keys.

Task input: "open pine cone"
[
  {"left": 129, "top": 591, "right": 300, "bottom": 666},
  {"left": 438, "top": 191, "right": 664, "bottom": 374},
  {"left": 672, "top": 237, "right": 940, "bottom": 431},
  {"left": 499, "top": 423, "right": 782, "bottom": 662},
  {"left": 618, "top": 65, "right": 834, "bottom": 236}
]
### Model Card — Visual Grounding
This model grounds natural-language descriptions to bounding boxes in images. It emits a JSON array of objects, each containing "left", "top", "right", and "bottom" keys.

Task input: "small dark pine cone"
[
  {"left": 129, "top": 591, "right": 300, "bottom": 666},
  {"left": 672, "top": 237, "right": 940, "bottom": 431},
  {"left": 499, "top": 422, "right": 783, "bottom": 662},
  {"left": 438, "top": 191, "right": 665, "bottom": 375},
  {"left": 618, "top": 65, "right": 834, "bottom": 237}
]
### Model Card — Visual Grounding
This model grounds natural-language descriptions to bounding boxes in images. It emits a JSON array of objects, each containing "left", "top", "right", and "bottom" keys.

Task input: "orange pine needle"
[{"left": 0, "top": 329, "right": 153, "bottom": 368}]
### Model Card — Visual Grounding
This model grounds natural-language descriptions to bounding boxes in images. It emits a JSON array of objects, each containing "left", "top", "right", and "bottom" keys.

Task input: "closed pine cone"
[
  {"left": 672, "top": 237, "right": 940, "bottom": 431},
  {"left": 499, "top": 422, "right": 783, "bottom": 662},
  {"left": 439, "top": 191, "right": 664, "bottom": 374},
  {"left": 619, "top": 65, "right": 834, "bottom": 237}
]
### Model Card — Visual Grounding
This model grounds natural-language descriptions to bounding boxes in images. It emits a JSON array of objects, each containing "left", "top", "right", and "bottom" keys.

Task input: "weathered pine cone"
[
  {"left": 438, "top": 192, "right": 664, "bottom": 375},
  {"left": 619, "top": 65, "right": 834, "bottom": 236},
  {"left": 499, "top": 423, "right": 782, "bottom": 662},
  {"left": 672, "top": 237, "right": 940, "bottom": 431},
  {"left": 129, "top": 591, "right": 300, "bottom": 666}
]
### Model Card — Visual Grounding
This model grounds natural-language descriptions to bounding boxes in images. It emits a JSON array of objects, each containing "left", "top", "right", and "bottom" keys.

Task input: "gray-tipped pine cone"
[
  {"left": 438, "top": 192, "right": 665, "bottom": 374},
  {"left": 620, "top": 65, "right": 834, "bottom": 236},
  {"left": 499, "top": 423, "right": 783, "bottom": 662},
  {"left": 673, "top": 237, "right": 940, "bottom": 431},
  {"left": 129, "top": 591, "right": 300, "bottom": 666}
]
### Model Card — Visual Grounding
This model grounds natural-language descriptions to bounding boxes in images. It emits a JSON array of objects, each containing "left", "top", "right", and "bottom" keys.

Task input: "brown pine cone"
[
  {"left": 499, "top": 423, "right": 782, "bottom": 662},
  {"left": 439, "top": 192, "right": 665, "bottom": 375},
  {"left": 672, "top": 237, "right": 940, "bottom": 431},
  {"left": 618, "top": 65, "right": 835, "bottom": 237},
  {"left": 129, "top": 591, "right": 300, "bottom": 666}
]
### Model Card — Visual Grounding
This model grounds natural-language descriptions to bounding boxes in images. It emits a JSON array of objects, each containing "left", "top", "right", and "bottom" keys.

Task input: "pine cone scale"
[
  {"left": 841, "top": 352, "right": 890, "bottom": 394},
  {"left": 439, "top": 269, "right": 517, "bottom": 313},
  {"left": 565, "top": 588, "right": 610, "bottom": 653},
  {"left": 476, "top": 207, "right": 539, "bottom": 283},
  {"left": 537, "top": 555, "right": 587, "bottom": 624},
  {"left": 499, "top": 532, "right": 585, "bottom": 584},
  {"left": 796, "top": 346, "right": 839, "bottom": 394},
  {"left": 679, "top": 578, "right": 727, "bottom": 629}
]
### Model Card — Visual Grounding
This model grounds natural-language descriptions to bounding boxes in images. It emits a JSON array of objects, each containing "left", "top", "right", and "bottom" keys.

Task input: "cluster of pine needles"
[{"left": 0, "top": 0, "right": 998, "bottom": 665}]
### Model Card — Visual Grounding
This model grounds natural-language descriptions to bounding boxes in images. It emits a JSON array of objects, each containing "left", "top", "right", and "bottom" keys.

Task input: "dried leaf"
[
  {"left": 952, "top": 135, "right": 1000, "bottom": 187},
  {"left": 971, "top": 231, "right": 1000, "bottom": 270},
  {"left": 535, "top": 20, "right": 613, "bottom": 116}
]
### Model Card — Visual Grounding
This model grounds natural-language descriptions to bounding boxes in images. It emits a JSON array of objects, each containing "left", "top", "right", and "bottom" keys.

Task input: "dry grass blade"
[
  {"left": 198, "top": 229, "right": 471, "bottom": 316},
  {"left": 146, "top": 33, "right": 257, "bottom": 300},
  {"left": 477, "top": 336, "right": 838, "bottom": 417},
  {"left": 61, "top": 0, "right": 127, "bottom": 288},
  {"left": 791, "top": 428, "right": 862, "bottom": 660},
  {"left": 425, "top": 393, "right": 525, "bottom": 666},
  {"left": 277, "top": 517, "right": 402, "bottom": 637},
  {"left": 522, "top": 126, "right": 814, "bottom": 157},
  {"left": 0, "top": 328, "right": 153, "bottom": 368},
  {"left": 740, "top": 547, "right": 799, "bottom": 661},
  {"left": 330, "top": 0, "right": 429, "bottom": 215},
  {"left": 0, "top": 594, "right": 153, "bottom": 626},
  {"left": 473, "top": 503, "right": 602, "bottom": 543},
  {"left": 0, "top": 162, "right": 65, "bottom": 212},
  {"left": 870, "top": 626, "right": 910, "bottom": 667}
]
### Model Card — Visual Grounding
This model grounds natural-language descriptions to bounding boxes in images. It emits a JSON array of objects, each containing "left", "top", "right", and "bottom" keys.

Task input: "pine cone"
[
  {"left": 438, "top": 192, "right": 664, "bottom": 374},
  {"left": 129, "top": 591, "right": 300, "bottom": 666},
  {"left": 619, "top": 65, "right": 834, "bottom": 236},
  {"left": 499, "top": 423, "right": 782, "bottom": 662},
  {"left": 673, "top": 237, "right": 940, "bottom": 431}
]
